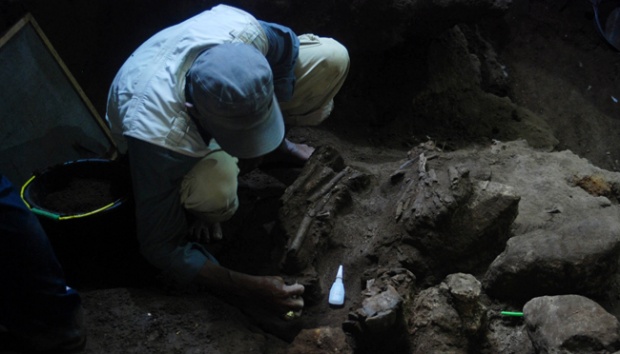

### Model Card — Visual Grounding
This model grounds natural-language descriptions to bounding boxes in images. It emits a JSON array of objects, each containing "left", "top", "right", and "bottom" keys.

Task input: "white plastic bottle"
[{"left": 328, "top": 264, "right": 345, "bottom": 306}]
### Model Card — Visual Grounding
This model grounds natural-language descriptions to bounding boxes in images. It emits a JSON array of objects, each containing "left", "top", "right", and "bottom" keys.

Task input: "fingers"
[
  {"left": 284, "top": 283, "right": 305, "bottom": 297},
  {"left": 294, "top": 144, "right": 315, "bottom": 161},
  {"left": 187, "top": 220, "right": 224, "bottom": 244},
  {"left": 285, "top": 295, "right": 304, "bottom": 311},
  {"left": 262, "top": 277, "right": 306, "bottom": 313},
  {"left": 188, "top": 219, "right": 209, "bottom": 243},
  {"left": 281, "top": 283, "right": 305, "bottom": 311},
  {"left": 285, "top": 139, "right": 315, "bottom": 161}
]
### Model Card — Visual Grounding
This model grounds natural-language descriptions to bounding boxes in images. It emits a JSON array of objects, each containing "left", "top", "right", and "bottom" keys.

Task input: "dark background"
[
  {"left": 0, "top": 0, "right": 432, "bottom": 148},
  {"left": 1, "top": 1, "right": 263, "bottom": 116}
]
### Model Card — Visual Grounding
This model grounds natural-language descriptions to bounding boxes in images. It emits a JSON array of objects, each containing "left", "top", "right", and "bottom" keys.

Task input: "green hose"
[{"left": 30, "top": 207, "right": 60, "bottom": 220}]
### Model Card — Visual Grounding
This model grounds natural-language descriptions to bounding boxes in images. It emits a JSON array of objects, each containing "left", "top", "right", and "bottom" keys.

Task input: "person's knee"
[
  {"left": 322, "top": 38, "right": 350, "bottom": 80},
  {"left": 180, "top": 151, "right": 240, "bottom": 222},
  {"left": 193, "top": 186, "right": 239, "bottom": 223},
  {"left": 182, "top": 181, "right": 239, "bottom": 223}
]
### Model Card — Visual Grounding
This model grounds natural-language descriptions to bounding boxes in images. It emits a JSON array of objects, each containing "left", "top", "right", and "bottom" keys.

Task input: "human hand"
[
  {"left": 283, "top": 139, "right": 315, "bottom": 162},
  {"left": 259, "top": 138, "right": 315, "bottom": 169},
  {"left": 255, "top": 276, "right": 305, "bottom": 314},
  {"left": 198, "top": 262, "right": 305, "bottom": 316}
]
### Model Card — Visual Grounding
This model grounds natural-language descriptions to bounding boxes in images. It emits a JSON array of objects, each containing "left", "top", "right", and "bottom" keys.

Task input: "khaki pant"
[{"left": 180, "top": 34, "right": 349, "bottom": 222}]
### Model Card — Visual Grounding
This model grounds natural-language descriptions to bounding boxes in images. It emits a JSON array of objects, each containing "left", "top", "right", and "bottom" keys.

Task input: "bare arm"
[{"left": 197, "top": 261, "right": 305, "bottom": 314}]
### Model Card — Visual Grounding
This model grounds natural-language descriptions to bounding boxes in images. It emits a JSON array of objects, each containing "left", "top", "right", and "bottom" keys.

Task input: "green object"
[
  {"left": 500, "top": 311, "right": 524, "bottom": 317},
  {"left": 30, "top": 207, "right": 60, "bottom": 220}
]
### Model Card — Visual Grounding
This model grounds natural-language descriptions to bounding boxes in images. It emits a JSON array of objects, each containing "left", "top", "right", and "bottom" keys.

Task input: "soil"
[
  {"left": 4, "top": 1, "right": 620, "bottom": 353},
  {"left": 42, "top": 178, "right": 116, "bottom": 214}
]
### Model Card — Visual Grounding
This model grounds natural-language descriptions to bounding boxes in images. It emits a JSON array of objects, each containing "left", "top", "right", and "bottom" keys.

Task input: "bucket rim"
[{"left": 20, "top": 158, "right": 127, "bottom": 221}]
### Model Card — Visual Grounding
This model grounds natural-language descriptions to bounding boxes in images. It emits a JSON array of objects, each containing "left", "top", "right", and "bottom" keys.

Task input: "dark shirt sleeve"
[{"left": 258, "top": 20, "right": 300, "bottom": 102}]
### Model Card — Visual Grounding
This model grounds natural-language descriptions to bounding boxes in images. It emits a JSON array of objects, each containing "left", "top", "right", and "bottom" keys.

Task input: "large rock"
[
  {"left": 481, "top": 314, "right": 535, "bottom": 354},
  {"left": 523, "top": 295, "right": 620, "bottom": 354},
  {"left": 483, "top": 217, "right": 620, "bottom": 302},
  {"left": 451, "top": 140, "right": 620, "bottom": 244},
  {"left": 407, "top": 273, "right": 486, "bottom": 353},
  {"left": 343, "top": 268, "right": 414, "bottom": 354},
  {"left": 397, "top": 149, "right": 520, "bottom": 274}
]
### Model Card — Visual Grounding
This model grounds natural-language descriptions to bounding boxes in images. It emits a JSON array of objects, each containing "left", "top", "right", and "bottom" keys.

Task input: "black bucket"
[
  {"left": 20, "top": 158, "right": 153, "bottom": 288},
  {"left": 21, "top": 159, "right": 130, "bottom": 220}
]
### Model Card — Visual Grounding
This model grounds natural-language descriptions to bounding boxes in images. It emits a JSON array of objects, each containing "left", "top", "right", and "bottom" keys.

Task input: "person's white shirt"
[{"left": 105, "top": 5, "right": 268, "bottom": 157}]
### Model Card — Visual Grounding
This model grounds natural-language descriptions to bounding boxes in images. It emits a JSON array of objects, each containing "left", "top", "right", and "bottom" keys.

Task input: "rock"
[
  {"left": 361, "top": 286, "right": 402, "bottom": 334},
  {"left": 483, "top": 217, "right": 620, "bottom": 302},
  {"left": 408, "top": 283, "right": 468, "bottom": 354},
  {"left": 459, "top": 140, "right": 620, "bottom": 241},
  {"left": 480, "top": 314, "right": 535, "bottom": 354},
  {"left": 344, "top": 286, "right": 408, "bottom": 354},
  {"left": 398, "top": 150, "right": 520, "bottom": 274},
  {"left": 444, "top": 273, "right": 486, "bottom": 336},
  {"left": 523, "top": 295, "right": 620, "bottom": 354},
  {"left": 343, "top": 269, "right": 414, "bottom": 354},
  {"left": 407, "top": 273, "right": 486, "bottom": 354},
  {"left": 361, "top": 268, "right": 417, "bottom": 302}
]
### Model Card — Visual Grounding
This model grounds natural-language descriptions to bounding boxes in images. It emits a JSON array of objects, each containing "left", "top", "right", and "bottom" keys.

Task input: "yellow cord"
[
  {"left": 59, "top": 201, "right": 117, "bottom": 220},
  {"left": 19, "top": 175, "right": 36, "bottom": 209},
  {"left": 20, "top": 175, "right": 120, "bottom": 220}
]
